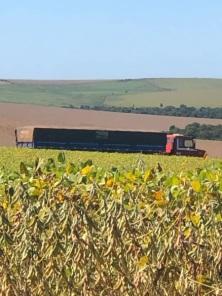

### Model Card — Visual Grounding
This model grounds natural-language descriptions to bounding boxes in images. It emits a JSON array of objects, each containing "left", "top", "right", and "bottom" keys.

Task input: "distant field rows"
[
  {"left": 0, "top": 78, "right": 222, "bottom": 108},
  {"left": 0, "top": 103, "right": 222, "bottom": 157}
]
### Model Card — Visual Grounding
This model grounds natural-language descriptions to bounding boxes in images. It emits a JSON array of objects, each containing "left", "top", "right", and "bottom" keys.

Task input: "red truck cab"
[{"left": 166, "top": 134, "right": 206, "bottom": 157}]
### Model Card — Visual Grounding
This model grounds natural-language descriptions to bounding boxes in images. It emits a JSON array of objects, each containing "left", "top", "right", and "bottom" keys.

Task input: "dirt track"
[{"left": 0, "top": 102, "right": 221, "bottom": 157}]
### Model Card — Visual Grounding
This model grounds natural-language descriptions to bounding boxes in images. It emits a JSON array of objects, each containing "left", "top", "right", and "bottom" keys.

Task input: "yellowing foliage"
[
  {"left": 106, "top": 177, "right": 114, "bottom": 187},
  {"left": 190, "top": 212, "right": 201, "bottom": 226},
  {"left": 81, "top": 165, "right": 93, "bottom": 175},
  {"left": 191, "top": 180, "right": 201, "bottom": 192},
  {"left": 154, "top": 190, "right": 168, "bottom": 206},
  {"left": 137, "top": 256, "right": 149, "bottom": 271},
  {"left": 0, "top": 153, "right": 221, "bottom": 295}
]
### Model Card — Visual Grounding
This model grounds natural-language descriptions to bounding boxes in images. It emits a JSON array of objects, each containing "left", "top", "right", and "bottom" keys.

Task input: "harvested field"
[
  {"left": 196, "top": 140, "right": 222, "bottom": 158},
  {"left": 0, "top": 102, "right": 222, "bottom": 157}
]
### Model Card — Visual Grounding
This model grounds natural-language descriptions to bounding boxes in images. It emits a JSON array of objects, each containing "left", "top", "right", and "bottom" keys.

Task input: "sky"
[{"left": 0, "top": 0, "right": 222, "bottom": 79}]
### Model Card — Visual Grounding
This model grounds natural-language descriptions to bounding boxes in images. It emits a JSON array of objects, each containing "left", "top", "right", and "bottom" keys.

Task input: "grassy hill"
[{"left": 0, "top": 78, "right": 222, "bottom": 108}]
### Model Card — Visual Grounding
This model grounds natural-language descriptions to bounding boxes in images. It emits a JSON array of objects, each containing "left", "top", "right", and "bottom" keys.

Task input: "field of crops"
[
  {"left": 1, "top": 78, "right": 222, "bottom": 108},
  {"left": 0, "top": 150, "right": 222, "bottom": 295},
  {"left": 0, "top": 147, "right": 218, "bottom": 173}
]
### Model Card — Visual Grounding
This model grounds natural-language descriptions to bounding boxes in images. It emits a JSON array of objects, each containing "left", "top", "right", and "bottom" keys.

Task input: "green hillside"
[{"left": 0, "top": 78, "right": 222, "bottom": 108}]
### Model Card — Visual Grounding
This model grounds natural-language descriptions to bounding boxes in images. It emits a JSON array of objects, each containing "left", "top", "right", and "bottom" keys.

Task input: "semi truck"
[{"left": 15, "top": 126, "right": 206, "bottom": 157}]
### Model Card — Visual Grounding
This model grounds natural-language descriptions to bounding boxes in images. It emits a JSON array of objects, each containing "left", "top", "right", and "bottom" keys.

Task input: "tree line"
[
  {"left": 169, "top": 123, "right": 222, "bottom": 141},
  {"left": 76, "top": 104, "right": 222, "bottom": 119}
]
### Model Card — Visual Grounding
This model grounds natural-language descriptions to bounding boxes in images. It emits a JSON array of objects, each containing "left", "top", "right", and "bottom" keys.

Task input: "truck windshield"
[{"left": 178, "top": 138, "right": 195, "bottom": 149}]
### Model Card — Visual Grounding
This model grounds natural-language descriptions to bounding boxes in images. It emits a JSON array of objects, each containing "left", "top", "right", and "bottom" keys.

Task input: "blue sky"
[{"left": 1, "top": 0, "right": 222, "bottom": 79}]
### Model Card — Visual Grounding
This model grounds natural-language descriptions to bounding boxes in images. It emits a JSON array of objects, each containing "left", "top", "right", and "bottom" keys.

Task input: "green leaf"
[
  {"left": 58, "top": 152, "right": 66, "bottom": 163},
  {"left": 171, "top": 176, "right": 180, "bottom": 186},
  {"left": 28, "top": 187, "right": 40, "bottom": 197},
  {"left": 20, "top": 162, "right": 29, "bottom": 176}
]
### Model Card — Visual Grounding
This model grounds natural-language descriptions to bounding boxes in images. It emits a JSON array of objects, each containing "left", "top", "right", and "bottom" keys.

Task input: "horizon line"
[{"left": 1, "top": 77, "right": 222, "bottom": 81}]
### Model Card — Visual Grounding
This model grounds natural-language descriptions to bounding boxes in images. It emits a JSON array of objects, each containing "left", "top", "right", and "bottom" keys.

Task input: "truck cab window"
[
  {"left": 177, "top": 138, "right": 195, "bottom": 149},
  {"left": 184, "top": 139, "right": 195, "bottom": 148}
]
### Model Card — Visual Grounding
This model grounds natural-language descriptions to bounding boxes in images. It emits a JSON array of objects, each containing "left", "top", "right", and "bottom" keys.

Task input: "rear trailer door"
[{"left": 16, "top": 127, "right": 34, "bottom": 147}]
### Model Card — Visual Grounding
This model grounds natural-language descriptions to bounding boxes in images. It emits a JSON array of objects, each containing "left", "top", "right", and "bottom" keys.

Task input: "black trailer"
[
  {"left": 30, "top": 127, "right": 167, "bottom": 153},
  {"left": 15, "top": 126, "right": 207, "bottom": 157}
]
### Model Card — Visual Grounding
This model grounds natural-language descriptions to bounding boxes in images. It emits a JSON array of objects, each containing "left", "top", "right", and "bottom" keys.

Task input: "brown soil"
[
  {"left": 0, "top": 102, "right": 221, "bottom": 157},
  {"left": 196, "top": 140, "right": 222, "bottom": 158}
]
